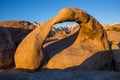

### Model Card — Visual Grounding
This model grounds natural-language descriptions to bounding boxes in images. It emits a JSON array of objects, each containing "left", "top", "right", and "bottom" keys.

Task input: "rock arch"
[{"left": 14, "top": 7, "right": 111, "bottom": 70}]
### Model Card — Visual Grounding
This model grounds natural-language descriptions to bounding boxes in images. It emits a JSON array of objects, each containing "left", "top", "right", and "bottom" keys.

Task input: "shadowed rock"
[
  {"left": 0, "top": 20, "right": 36, "bottom": 45},
  {"left": 105, "top": 24, "right": 120, "bottom": 71},
  {"left": 0, "top": 28, "right": 16, "bottom": 68},
  {"left": 14, "top": 18, "right": 57, "bottom": 70},
  {"left": 14, "top": 7, "right": 111, "bottom": 70},
  {"left": 0, "top": 20, "right": 36, "bottom": 69},
  {"left": 45, "top": 8, "right": 111, "bottom": 69}
]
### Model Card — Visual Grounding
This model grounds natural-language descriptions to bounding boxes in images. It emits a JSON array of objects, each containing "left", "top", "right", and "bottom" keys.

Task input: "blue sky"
[{"left": 0, "top": 0, "right": 120, "bottom": 24}]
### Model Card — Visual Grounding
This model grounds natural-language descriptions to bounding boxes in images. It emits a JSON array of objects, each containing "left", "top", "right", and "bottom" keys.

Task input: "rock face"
[
  {"left": 105, "top": 24, "right": 120, "bottom": 32},
  {"left": 0, "top": 20, "right": 36, "bottom": 45},
  {"left": 107, "top": 31, "right": 120, "bottom": 43},
  {"left": 14, "top": 7, "right": 111, "bottom": 70},
  {"left": 0, "top": 20, "right": 35, "bottom": 29},
  {"left": 45, "top": 8, "right": 111, "bottom": 69},
  {"left": 106, "top": 24, "right": 120, "bottom": 71},
  {"left": 0, "top": 28, "right": 16, "bottom": 68},
  {"left": 53, "top": 31, "right": 67, "bottom": 39},
  {"left": 111, "top": 42, "right": 120, "bottom": 71},
  {"left": 0, "top": 20, "right": 36, "bottom": 69},
  {"left": 14, "top": 18, "right": 57, "bottom": 70}
]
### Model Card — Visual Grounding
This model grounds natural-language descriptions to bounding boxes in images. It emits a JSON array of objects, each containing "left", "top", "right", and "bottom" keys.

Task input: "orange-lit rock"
[
  {"left": 46, "top": 8, "right": 111, "bottom": 70},
  {"left": 14, "top": 7, "right": 111, "bottom": 70},
  {"left": 14, "top": 18, "right": 57, "bottom": 70},
  {"left": 106, "top": 24, "right": 120, "bottom": 71},
  {"left": 0, "top": 20, "right": 36, "bottom": 44},
  {"left": 54, "top": 31, "right": 67, "bottom": 39}
]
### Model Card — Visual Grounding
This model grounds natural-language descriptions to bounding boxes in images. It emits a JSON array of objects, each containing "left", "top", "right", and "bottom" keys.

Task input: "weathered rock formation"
[
  {"left": 0, "top": 20, "right": 35, "bottom": 29},
  {"left": 45, "top": 8, "right": 111, "bottom": 69},
  {"left": 111, "top": 42, "right": 120, "bottom": 71},
  {"left": 106, "top": 24, "right": 120, "bottom": 71},
  {"left": 53, "top": 31, "right": 67, "bottom": 39},
  {"left": 105, "top": 24, "right": 120, "bottom": 31},
  {"left": 0, "top": 20, "right": 36, "bottom": 69},
  {"left": 0, "top": 20, "right": 36, "bottom": 45},
  {"left": 0, "top": 28, "right": 16, "bottom": 68},
  {"left": 15, "top": 7, "right": 111, "bottom": 70},
  {"left": 14, "top": 18, "right": 57, "bottom": 70}
]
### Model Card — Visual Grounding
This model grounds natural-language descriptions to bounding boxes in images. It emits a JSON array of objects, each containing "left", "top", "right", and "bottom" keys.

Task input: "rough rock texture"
[
  {"left": 0, "top": 20, "right": 35, "bottom": 29},
  {"left": 0, "top": 69, "right": 120, "bottom": 80},
  {"left": 0, "top": 28, "right": 16, "bottom": 68},
  {"left": 14, "top": 7, "right": 111, "bottom": 70},
  {"left": 53, "top": 31, "right": 67, "bottom": 39},
  {"left": 105, "top": 24, "right": 120, "bottom": 31},
  {"left": 14, "top": 18, "right": 57, "bottom": 70},
  {"left": 112, "top": 42, "right": 120, "bottom": 71},
  {"left": 107, "top": 31, "right": 120, "bottom": 42},
  {"left": 45, "top": 8, "right": 111, "bottom": 70},
  {"left": 69, "top": 25, "right": 80, "bottom": 35},
  {"left": 0, "top": 20, "right": 36, "bottom": 45},
  {"left": 106, "top": 24, "right": 120, "bottom": 71}
]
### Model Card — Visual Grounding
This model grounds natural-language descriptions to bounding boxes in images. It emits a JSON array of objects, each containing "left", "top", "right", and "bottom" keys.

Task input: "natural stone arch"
[{"left": 14, "top": 7, "right": 111, "bottom": 70}]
